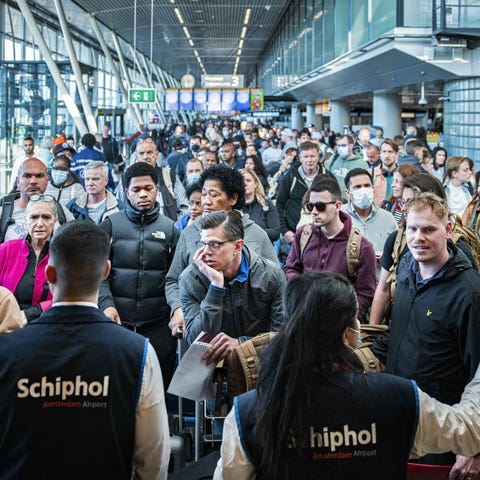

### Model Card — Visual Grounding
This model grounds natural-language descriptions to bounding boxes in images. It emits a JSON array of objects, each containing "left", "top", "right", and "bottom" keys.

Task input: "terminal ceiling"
[{"left": 54, "top": 0, "right": 293, "bottom": 84}]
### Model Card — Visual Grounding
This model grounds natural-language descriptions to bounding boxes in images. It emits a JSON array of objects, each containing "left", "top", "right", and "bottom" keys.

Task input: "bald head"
[{"left": 17, "top": 158, "right": 49, "bottom": 201}]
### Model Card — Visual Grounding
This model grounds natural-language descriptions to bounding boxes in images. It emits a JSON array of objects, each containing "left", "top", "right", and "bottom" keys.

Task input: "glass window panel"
[
  {"left": 305, "top": 0, "right": 314, "bottom": 72},
  {"left": 403, "top": 0, "right": 432, "bottom": 27},
  {"left": 372, "top": 0, "right": 397, "bottom": 37},
  {"left": 324, "top": 0, "right": 335, "bottom": 62},
  {"left": 6, "top": 6, "right": 23, "bottom": 38},
  {"left": 351, "top": 0, "right": 369, "bottom": 48},
  {"left": 4, "top": 38, "right": 15, "bottom": 61},
  {"left": 335, "top": 0, "right": 349, "bottom": 56},
  {"left": 314, "top": 0, "right": 324, "bottom": 67}
]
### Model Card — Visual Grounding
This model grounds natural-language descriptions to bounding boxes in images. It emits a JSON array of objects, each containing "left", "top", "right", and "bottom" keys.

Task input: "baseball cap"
[
  {"left": 271, "top": 137, "right": 280, "bottom": 145},
  {"left": 282, "top": 128, "right": 294, "bottom": 137},
  {"left": 54, "top": 143, "right": 76, "bottom": 157}
]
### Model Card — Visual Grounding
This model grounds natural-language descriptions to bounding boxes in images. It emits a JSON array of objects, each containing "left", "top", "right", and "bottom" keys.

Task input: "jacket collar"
[{"left": 125, "top": 201, "right": 160, "bottom": 224}]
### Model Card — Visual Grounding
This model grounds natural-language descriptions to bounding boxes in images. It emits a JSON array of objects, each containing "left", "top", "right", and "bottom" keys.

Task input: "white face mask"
[
  {"left": 337, "top": 146, "right": 349, "bottom": 158},
  {"left": 351, "top": 187, "right": 374, "bottom": 209}
]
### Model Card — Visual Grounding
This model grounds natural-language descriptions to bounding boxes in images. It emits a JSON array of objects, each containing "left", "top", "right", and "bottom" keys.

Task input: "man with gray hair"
[
  {"left": 179, "top": 210, "right": 285, "bottom": 364},
  {"left": 66, "top": 161, "right": 119, "bottom": 224}
]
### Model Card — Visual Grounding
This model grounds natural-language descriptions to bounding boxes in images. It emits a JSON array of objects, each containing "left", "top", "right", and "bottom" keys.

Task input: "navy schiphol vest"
[
  {"left": 236, "top": 371, "right": 419, "bottom": 480},
  {"left": 0, "top": 306, "right": 147, "bottom": 480}
]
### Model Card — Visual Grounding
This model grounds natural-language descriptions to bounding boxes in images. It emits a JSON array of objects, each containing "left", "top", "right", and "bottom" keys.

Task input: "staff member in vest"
[
  {"left": 99, "top": 162, "right": 179, "bottom": 387},
  {"left": 214, "top": 271, "right": 480, "bottom": 480},
  {"left": 0, "top": 195, "right": 56, "bottom": 323},
  {"left": 0, "top": 221, "right": 170, "bottom": 479}
]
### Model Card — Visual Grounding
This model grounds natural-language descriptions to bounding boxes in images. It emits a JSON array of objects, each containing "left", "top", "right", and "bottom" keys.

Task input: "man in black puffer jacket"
[{"left": 99, "top": 162, "right": 179, "bottom": 387}]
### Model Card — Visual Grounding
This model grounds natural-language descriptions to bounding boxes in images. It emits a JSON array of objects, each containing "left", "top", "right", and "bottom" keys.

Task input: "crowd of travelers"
[{"left": 1, "top": 118, "right": 480, "bottom": 479}]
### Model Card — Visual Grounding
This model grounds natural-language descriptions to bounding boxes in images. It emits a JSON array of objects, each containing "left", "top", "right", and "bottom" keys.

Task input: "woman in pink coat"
[{"left": 0, "top": 195, "right": 57, "bottom": 323}]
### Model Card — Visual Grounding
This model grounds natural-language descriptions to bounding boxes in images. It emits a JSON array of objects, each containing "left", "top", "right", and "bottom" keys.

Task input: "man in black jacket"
[
  {"left": 373, "top": 193, "right": 480, "bottom": 475},
  {"left": 275, "top": 141, "right": 321, "bottom": 244},
  {"left": 99, "top": 162, "right": 179, "bottom": 386}
]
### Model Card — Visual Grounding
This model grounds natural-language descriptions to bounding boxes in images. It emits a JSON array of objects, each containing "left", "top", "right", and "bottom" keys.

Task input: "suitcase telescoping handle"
[{"left": 176, "top": 326, "right": 184, "bottom": 339}]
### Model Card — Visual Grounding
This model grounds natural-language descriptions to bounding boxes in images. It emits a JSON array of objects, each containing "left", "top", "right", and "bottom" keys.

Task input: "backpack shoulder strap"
[
  {"left": 346, "top": 227, "right": 362, "bottom": 280},
  {"left": 54, "top": 200, "right": 66, "bottom": 224},
  {"left": 387, "top": 226, "right": 406, "bottom": 300},
  {"left": 161, "top": 167, "right": 175, "bottom": 199},
  {"left": 299, "top": 223, "right": 313, "bottom": 261},
  {"left": 0, "top": 193, "right": 19, "bottom": 243}
]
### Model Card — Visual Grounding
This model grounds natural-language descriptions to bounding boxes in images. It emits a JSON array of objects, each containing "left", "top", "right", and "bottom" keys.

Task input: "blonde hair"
[{"left": 240, "top": 169, "right": 266, "bottom": 206}]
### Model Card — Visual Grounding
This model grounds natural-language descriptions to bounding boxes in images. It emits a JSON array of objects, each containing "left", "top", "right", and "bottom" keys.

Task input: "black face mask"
[{"left": 191, "top": 144, "right": 200, "bottom": 153}]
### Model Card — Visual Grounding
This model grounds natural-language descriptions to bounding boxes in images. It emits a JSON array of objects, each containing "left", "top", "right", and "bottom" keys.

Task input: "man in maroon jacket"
[{"left": 284, "top": 174, "right": 376, "bottom": 317}]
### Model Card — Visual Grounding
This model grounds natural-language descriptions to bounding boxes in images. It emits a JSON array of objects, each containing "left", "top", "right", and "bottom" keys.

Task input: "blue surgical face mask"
[
  {"left": 51, "top": 169, "right": 68, "bottom": 185},
  {"left": 351, "top": 187, "right": 374, "bottom": 210},
  {"left": 185, "top": 174, "right": 201, "bottom": 186},
  {"left": 337, "top": 146, "right": 349, "bottom": 158}
]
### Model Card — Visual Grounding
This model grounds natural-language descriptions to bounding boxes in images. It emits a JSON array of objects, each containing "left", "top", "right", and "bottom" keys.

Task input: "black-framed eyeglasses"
[
  {"left": 29, "top": 194, "right": 56, "bottom": 203},
  {"left": 305, "top": 201, "right": 336, "bottom": 212},
  {"left": 195, "top": 239, "right": 235, "bottom": 252}
]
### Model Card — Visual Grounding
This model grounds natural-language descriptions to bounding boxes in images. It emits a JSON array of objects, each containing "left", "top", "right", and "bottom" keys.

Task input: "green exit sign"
[{"left": 128, "top": 88, "right": 156, "bottom": 103}]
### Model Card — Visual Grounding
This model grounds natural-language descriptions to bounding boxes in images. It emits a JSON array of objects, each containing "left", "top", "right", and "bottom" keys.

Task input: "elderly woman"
[
  {"left": 0, "top": 195, "right": 56, "bottom": 323},
  {"left": 240, "top": 169, "right": 280, "bottom": 242}
]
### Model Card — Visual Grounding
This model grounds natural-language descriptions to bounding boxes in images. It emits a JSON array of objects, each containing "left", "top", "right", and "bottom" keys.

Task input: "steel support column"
[{"left": 16, "top": 0, "right": 88, "bottom": 136}]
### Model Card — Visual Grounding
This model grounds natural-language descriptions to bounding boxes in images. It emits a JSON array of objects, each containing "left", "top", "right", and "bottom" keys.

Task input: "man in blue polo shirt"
[{"left": 179, "top": 210, "right": 285, "bottom": 364}]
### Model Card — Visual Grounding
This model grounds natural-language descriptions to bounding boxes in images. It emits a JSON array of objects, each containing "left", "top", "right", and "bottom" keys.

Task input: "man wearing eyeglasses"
[
  {"left": 179, "top": 210, "right": 285, "bottom": 362},
  {"left": 284, "top": 174, "right": 376, "bottom": 317},
  {"left": 0, "top": 158, "right": 74, "bottom": 243}
]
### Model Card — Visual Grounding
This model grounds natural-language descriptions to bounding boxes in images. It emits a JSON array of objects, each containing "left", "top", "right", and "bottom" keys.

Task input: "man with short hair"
[
  {"left": 0, "top": 221, "right": 170, "bottom": 478},
  {"left": 118, "top": 136, "right": 188, "bottom": 220},
  {"left": 374, "top": 192, "right": 480, "bottom": 474},
  {"left": 261, "top": 137, "right": 283, "bottom": 175},
  {"left": 380, "top": 139, "right": 399, "bottom": 200},
  {"left": 284, "top": 174, "right": 376, "bottom": 316},
  {"left": 220, "top": 142, "right": 243, "bottom": 170},
  {"left": 66, "top": 161, "right": 119, "bottom": 224},
  {"left": 281, "top": 128, "right": 297, "bottom": 153},
  {"left": 166, "top": 166, "right": 278, "bottom": 337},
  {"left": 183, "top": 158, "right": 203, "bottom": 187},
  {"left": 341, "top": 168, "right": 397, "bottom": 255},
  {"left": 276, "top": 141, "right": 321, "bottom": 244},
  {"left": 100, "top": 162, "right": 179, "bottom": 386},
  {"left": 354, "top": 127, "right": 372, "bottom": 159},
  {"left": 204, "top": 150, "right": 219, "bottom": 169},
  {"left": 0, "top": 158, "right": 73, "bottom": 243},
  {"left": 398, "top": 138, "right": 423, "bottom": 168},
  {"left": 179, "top": 210, "right": 285, "bottom": 362},
  {"left": 70, "top": 133, "right": 108, "bottom": 187},
  {"left": 10, "top": 137, "right": 37, "bottom": 190},
  {"left": 101, "top": 124, "right": 119, "bottom": 166},
  {"left": 326, "top": 134, "right": 369, "bottom": 198}
]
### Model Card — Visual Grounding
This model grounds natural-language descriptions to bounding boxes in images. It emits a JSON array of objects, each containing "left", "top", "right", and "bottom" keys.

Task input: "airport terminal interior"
[{"left": 0, "top": 0, "right": 479, "bottom": 192}]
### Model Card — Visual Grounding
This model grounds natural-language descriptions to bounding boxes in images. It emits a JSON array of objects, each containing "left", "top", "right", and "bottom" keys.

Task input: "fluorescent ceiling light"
[
  {"left": 174, "top": 8, "right": 184, "bottom": 24},
  {"left": 244, "top": 8, "right": 251, "bottom": 25}
]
